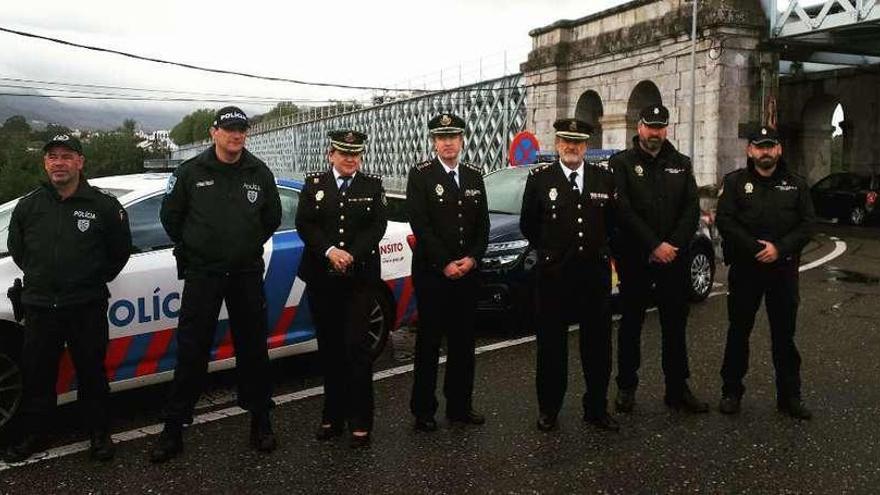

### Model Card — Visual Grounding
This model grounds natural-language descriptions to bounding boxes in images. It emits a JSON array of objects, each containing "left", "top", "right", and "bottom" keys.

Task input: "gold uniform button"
[
  {"left": 578, "top": 232, "right": 584, "bottom": 238},
  {"left": 459, "top": 227, "right": 463, "bottom": 232},
  {"left": 458, "top": 213, "right": 462, "bottom": 218},
  {"left": 577, "top": 204, "right": 582, "bottom": 209},
  {"left": 339, "top": 241, "right": 345, "bottom": 247},
  {"left": 458, "top": 200, "right": 462, "bottom": 206},
  {"left": 577, "top": 218, "right": 583, "bottom": 223},
  {"left": 552, "top": 214, "right": 556, "bottom": 219},
  {"left": 340, "top": 215, "right": 345, "bottom": 220},
  {"left": 339, "top": 202, "right": 344, "bottom": 207},
  {"left": 339, "top": 228, "right": 344, "bottom": 234},
  {"left": 459, "top": 240, "right": 464, "bottom": 245},
  {"left": 578, "top": 246, "right": 584, "bottom": 252}
]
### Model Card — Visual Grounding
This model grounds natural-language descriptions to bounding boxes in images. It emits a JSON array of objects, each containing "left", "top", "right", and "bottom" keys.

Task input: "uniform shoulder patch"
[
  {"left": 414, "top": 160, "right": 432, "bottom": 171},
  {"left": 529, "top": 163, "right": 553, "bottom": 175},
  {"left": 591, "top": 160, "right": 612, "bottom": 172}
]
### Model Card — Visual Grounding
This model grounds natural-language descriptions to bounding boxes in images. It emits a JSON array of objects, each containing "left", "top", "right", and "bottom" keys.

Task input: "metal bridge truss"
[{"left": 176, "top": 75, "right": 526, "bottom": 193}]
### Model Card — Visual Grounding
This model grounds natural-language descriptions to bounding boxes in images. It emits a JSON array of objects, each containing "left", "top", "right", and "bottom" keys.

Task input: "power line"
[
  {"left": 0, "top": 26, "right": 437, "bottom": 93},
  {"left": 0, "top": 92, "right": 371, "bottom": 106}
]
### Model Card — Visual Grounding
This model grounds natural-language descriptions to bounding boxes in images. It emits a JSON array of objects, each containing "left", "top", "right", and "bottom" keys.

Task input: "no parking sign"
[{"left": 508, "top": 131, "right": 540, "bottom": 166}]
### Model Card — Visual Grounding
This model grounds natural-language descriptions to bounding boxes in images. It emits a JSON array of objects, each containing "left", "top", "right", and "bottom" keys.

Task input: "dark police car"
[
  {"left": 477, "top": 159, "right": 717, "bottom": 331},
  {"left": 810, "top": 172, "right": 879, "bottom": 225}
]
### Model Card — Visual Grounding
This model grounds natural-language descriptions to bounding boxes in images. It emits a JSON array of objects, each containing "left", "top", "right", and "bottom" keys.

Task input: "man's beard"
[
  {"left": 560, "top": 152, "right": 581, "bottom": 167},
  {"left": 754, "top": 155, "right": 778, "bottom": 170},
  {"left": 640, "top": 137, "right": 663, "bottom": 152}
]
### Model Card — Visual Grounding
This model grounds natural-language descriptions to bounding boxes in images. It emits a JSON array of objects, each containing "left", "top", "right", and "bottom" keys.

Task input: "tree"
[
  {"left": 251, "top": 101, "right": 299, "bottom": 124},
  {"left": 82, "top": 132, "right": 146, "bottom": 178},
  {"left": 120, "top": 119, "right": 137, "bottom": 136},
  {"left": 170, "top": 108, "right": 215, "bottom": 145}
]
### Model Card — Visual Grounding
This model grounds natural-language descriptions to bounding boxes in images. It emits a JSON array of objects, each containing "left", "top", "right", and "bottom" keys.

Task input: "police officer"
[
  {"left": 407, "top": 113, "right": 490, "bottom": 431},
  {"left": 611, "top": 104, "right": 708, "bottom": 413},
  {"left": 716, "top": 126, "right": 815, "bottom": 419},
  {"left": 520, "top": 118, "right": 618, "bottom": 432},
  {"left": 296, "top": 130, "right": 387, "bottom": 447},
  {"left": 4, "top": 134, "right": 131, "bottom": 463},
  {"left": 150, "top": 106, "right": 282, "bottom": 462}
]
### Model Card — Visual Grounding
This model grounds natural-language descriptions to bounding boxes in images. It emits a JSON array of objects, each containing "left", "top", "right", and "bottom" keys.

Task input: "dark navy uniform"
[
  {"left": 407, "top": 150, "right": 489, "bottom": 423},
  {"left": 520, "top": 157, "right": 616, "bottom": 423},
  {"left": 717, "top": 132, "right": 815, "bottom": 413},
  {"left": 611, "top": 105, "right": 702, "bottom": 406},
  {"left": 296, "top": 139, "right": 387, "bottom": 435},
  {"left": 5, "top": 134, "right": 130, "bottom": 462}
]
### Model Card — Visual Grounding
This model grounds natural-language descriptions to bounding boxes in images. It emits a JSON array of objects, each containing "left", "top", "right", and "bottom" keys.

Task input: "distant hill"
[{"left": 0, "top": 95, "right": 192, "bottom": 132}]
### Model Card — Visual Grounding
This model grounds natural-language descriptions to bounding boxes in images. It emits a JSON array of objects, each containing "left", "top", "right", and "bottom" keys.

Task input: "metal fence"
[{"left": 173, "top": 74, "right": 526, "bottom": 193}]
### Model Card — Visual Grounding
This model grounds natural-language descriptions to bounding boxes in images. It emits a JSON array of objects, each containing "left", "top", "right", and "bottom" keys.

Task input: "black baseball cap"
[
  {"left": 328, "top": 129, "right": 368, "bottom": 153},
  {"left": 639, "top": 104, "right": 669, "bottom": 127},
  {"left": 42, "top": 134, "right": 83, "bottom": 154},
  {"left": 748, "top": 126, "right": 780, "bottom": 147},
  {"left": 213, "top": 106, "right": 249, "bottom": 129},
  {"left": 553, "top": 118, "right": 593, "bottom": 141},
  {"left": 428, "top": 113, "right": 465, "bottom": 135}
]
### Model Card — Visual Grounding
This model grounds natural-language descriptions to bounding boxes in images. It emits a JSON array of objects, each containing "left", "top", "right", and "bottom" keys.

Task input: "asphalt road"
[{"left": 1, "top": 223, "right": 879, "bottom": 494}]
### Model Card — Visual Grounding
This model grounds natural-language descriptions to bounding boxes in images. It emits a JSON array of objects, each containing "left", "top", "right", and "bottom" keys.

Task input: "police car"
[{"left": 0, "top": 173, "right": 418, "bottom": 431}]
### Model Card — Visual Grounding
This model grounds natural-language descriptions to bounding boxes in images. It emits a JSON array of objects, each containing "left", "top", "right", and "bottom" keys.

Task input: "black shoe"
[
  {"left": 615, "top": 388, "right": 636, "bottom": 413},
  {"left": 536, "top": 413, "right": 558, "bottom": 432},
  {"left": 89, "top": 430, "right": 116, "bottom": 462},
  {"left": 414, "top": 416, "right": 438, "bottom": 432},
  {"left": 583, "top": 412, "right": 620, "bottom": 432},
  {"left": 2, "top": 434, "right": 46, "bottom": 463},
  {"left": 149, "top": 424, "right": 183, "bottom": 464},
  {"left": 315, "top": 423, "right": 344, "bottom": 441},
  {"left": 719, "top": 395, "right": 742, "bottom": 415},
  {"left": 250, "top": 413, "right": 277, "bottom": 452},
  {"left": 447, "top": 410, "right": 486, "bottom": 425},
  {"left": 665, "top": 386, "right": 710, "bottom": 413},
  {"left": 778, "top": 398, "right": 813, "bottom": 420},
  {"left": 349, "top": 432, "right": 371, "bottom": 448}
]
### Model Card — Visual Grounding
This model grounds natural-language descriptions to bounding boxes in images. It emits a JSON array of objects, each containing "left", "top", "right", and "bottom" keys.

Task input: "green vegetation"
[
  {"left": 169, "top": 108, "right": 215, "bottom": 146},
  {"left": 0, "top": 115, "right": 164, "bottom": 203}
]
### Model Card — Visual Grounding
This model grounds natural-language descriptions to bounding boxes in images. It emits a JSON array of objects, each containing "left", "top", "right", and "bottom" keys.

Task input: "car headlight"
[{"left": 481, "top": 239, "right": 530, "bottom": 270}]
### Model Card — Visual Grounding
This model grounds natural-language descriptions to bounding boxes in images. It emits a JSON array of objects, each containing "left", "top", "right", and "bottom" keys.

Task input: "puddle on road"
[{"left": 824, "top": 266, "right": 880, "bottom": 285}]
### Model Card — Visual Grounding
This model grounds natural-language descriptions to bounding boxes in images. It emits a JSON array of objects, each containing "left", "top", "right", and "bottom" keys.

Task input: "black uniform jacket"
[
  {"left": 716, "top": 159, "right": 815, "bottom": 265},
  {"left": 295, "top": 170, "right": 387, "bottom": 284},
  {"left": 520, "top": 161, "right": 616, "bottom": 270},
  {"left": 610, "top": 137, "right": 699, "bottom": 258},
  {"left": 160, "top": 147, "right": 282, "bottom": 276},
  {"left": 8, "top": 178, "right": 132, "bottom": 307},
  {"left": 405, "top": 158, "right": 490, "bottom": 274}
]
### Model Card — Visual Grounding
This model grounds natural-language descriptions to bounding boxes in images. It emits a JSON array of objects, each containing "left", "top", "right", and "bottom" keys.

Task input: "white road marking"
[{"left": 0, "top": 238, "right": 847, "bottom": 471}]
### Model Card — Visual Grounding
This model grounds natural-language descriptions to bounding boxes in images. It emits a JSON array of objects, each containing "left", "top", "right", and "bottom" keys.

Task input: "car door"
[{"left": 811, "top": 174, "right": 840, "bottom": 218}]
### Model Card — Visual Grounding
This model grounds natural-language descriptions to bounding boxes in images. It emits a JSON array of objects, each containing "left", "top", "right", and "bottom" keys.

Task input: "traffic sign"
[{"left": 508, "top": 131, "right": 540, "bottom": 166}]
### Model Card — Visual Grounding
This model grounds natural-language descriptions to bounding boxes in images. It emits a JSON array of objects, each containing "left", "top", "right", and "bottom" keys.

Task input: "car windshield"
[
  {"left": 0, "top": 199, "right": 20, "bottom": 258},
  {"left": 484, "top": 166, "right": 532, "bottom": 214}
]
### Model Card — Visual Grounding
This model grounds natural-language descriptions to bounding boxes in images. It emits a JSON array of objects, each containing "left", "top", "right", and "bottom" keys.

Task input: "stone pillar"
[
  {"left": 801, "top": 123, "right": 835, "bottom": 183},
  {"left": 600, "top": 113, "right": 629, "bottom": 151}
]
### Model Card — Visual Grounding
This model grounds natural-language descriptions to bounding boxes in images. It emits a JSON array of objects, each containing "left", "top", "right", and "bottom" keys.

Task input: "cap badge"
[
  {"left": 761, "top": 128, "right": 768, "bottom": 135},
  {"left": 745, "top": 182, "right": 754, "bottom": 194},
  {"left": 316, "top": 190, "right": 324, "bottom": 201},
  {"left": 54, "top": 134, "right": 70, "bottom": 141},
  {"left": 569, "top": 121, "right": 577, "bottom": 131},
  {"left": 435, "top": 184, "right": 444, "bottom": 196},
  {"left": 549, "top": 187, "right": 558, "bottom": 201},
  {"left": 654, "top": 107, "right": 660, "bottom": 115},
  {"left": 344, "top": 132, "right": 355, "bottom": 143},
  {"left": 635, "top": 165, "right": 644, "bottom": 177},
  {"left": 440, "top": 115, "right": 452, "bottom": 126}
]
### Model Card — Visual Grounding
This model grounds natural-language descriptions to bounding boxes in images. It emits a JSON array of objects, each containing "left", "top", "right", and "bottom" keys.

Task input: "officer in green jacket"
[
  {"left": 4, "top": 134, "right": 131, "bottom": 463},
  {"left": 150, "top": 106, "right": 282, "bottom": 463}
]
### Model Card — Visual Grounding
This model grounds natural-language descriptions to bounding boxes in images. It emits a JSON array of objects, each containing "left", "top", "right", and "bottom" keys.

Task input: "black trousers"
[
  {"left": 535, "top": 257, "right": 613, "bottom": 417},
  {"left": 19, "top": 301, "right": 110, "bottom": 434},
  {"left": 616, "top": 255, "right": 692, "bottom": 396},
  {"left": 306, "top": 276, "right": 375, "bottom": 432},
  {"left": 410, "top": 270, "right": 478, "bottom": 419},
  {"left": 721, "top": 259, "right": 802, "bottom": 401},
  {"left": 162, "top": 271, "right": 273, "bottom": 425}
]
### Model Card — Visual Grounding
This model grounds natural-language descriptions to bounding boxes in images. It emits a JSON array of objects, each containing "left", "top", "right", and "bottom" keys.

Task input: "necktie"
[
  {"left": 569, "top": 171, "right": 579, "bottom": 192},
  {"left": 449, "top": 170, "right": 459, "bottom": 191},
  {"left": 339, "top": 176, "right": 351, "bottom": 193}
]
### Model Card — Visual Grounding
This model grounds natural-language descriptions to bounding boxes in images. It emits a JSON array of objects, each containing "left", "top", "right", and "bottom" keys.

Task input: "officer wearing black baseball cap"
[
  {"left": 521, "top": 117, "right": 619, "bottom": 432},
  {"left": 716, "top": 126, "right": 815, "bottom": 420},
  {"left": 407, "top": 112, "right": 490, "bottom": 432},
  {"left": 4, "top": 134, "right": 131, "bottom": 463},
  {"left": 151, "top": 105, "right": 282, "bottom": 462},
  {"left": 610, "top": 103, "right": 709, "bottom": 414}
]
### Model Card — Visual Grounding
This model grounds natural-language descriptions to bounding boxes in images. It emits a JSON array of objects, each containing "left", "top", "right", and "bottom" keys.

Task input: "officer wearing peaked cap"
[
  {"left": 716, "top": 126, "right": 815, "bottom": 420},
  {"left": 407, "top": 112, "right": 490, "bottom": 432},
  {"left": 520, "top": 118, "right": 619, "bottom": 432},
  {"left": 4, "top": 134, "right": 131, "bottom": 463},
  {"left": 610, "top": 103, "right": 709, "bottom": 414},
  {"left": 152, "top": 106, "right": 282, "bottom": 462},
  {"left": 296, "top": 129, "right": 387, "bottom": 447}
]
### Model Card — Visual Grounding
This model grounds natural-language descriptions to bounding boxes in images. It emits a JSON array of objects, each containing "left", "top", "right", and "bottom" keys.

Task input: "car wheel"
[
  {"left": 367, "top": 289, "right": 394, "bottom": 362},
  {"left": 849, "top": 206, "right": 867, "bottom": 225},
  {"left": 0, "top": 346, "right": 23, "bottom": 432},
  {"left": 688, "top": 246, "right": 715, "bottom": 302}
]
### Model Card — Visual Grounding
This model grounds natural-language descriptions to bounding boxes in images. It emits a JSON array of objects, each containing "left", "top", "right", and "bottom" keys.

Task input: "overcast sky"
[{"left": 0, "top": 0, "right": 630, "bottom": 117}]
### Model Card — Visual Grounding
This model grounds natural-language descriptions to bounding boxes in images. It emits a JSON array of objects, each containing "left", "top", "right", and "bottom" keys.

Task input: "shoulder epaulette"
[
  {"left": 94, "top": 187, "right": 120, "bottom": 200},
  {"left": 414, "top": 160, "right": 432, "bottom": 171},
  {"left": 363, "top": 172, "right": 383, "bottom": 181},
  {"left": 723, "top": 167, "right": 746, "bottom": 179},
  {"left": 529, "top": 163, "right": 554, "bottom": 175},
  {"left": 19, "top": 187, "right": 41, "bottom": 201},
  {"left": 461, "top": 162, "right": 483, "bottom": 174},
  {"left": 591, "top": 160, "right": 612, "bottom": 172}
]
